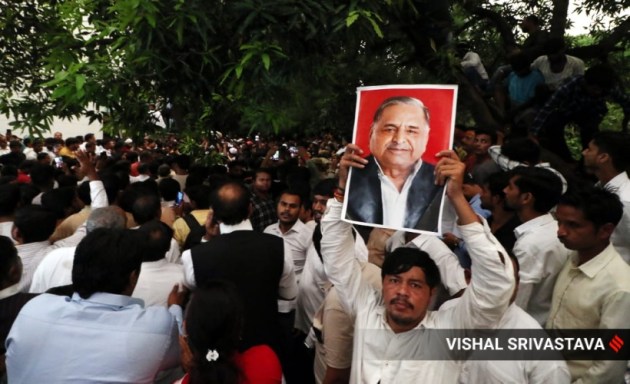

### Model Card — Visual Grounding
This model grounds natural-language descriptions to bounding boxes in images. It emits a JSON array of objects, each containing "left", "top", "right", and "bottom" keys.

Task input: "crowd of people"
[{"left": 0, "top": 13, "right": 629, "bottom": 384}]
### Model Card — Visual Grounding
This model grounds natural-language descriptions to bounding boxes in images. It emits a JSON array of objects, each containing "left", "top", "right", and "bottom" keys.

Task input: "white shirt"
[
  {"left": 386, "top": 231, "right": 468, "bottom": 296},
  {"left": 16, "top": 241, "right": 55, "bottom": 292},
  {"left": 461, "top": 51, "right": 489, "bottom": 80},
  {"left": 531, "top": 55, "right": 585, "bottom": 90},
  {"left": 458, "top": 303, "right": 570, "bottom": 384},
  {"left": 547, "top": 244, "right": 630, "bottom": 383},
  {"left": 512, "top": 214, "right": 569, "bottom": 325},
  {"left": 603, "top": 172, "right": 630, "bottom": 263},
  {"left": 264, "top": 219, "right": 314, "bottom": 278},
  {"left": 181, "top": 219, "right": 298, "bottom": 311},
  {"left": 129, "top": 174, "right": 151, "bottom": 184},
  {"left": 29, "top": 246, "right": 76, "bottom": 293},
  {"left": 132, "top": 259, "right": 185, "bottom": 307},
  {"left": 376, "top": 159, "right": 424, "bottom": 228},
  {"left": 295, "top": 227, "right": 368, "bottom": 334},
  {"left": 0, "top": 222, "right": 15, "bottom": 242},
  {"left": 321, "top": 199, "right": 515, "bottom": 384}
]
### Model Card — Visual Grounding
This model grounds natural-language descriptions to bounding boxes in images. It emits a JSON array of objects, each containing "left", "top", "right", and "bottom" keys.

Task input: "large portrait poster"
[{"left": 342, "top": 85, "right": 458, "bottom": 235}]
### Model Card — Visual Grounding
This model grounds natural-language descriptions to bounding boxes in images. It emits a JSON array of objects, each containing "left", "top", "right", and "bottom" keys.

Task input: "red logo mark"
[{"left": 609, "top": 335, "right": 624, "bottom": 353}]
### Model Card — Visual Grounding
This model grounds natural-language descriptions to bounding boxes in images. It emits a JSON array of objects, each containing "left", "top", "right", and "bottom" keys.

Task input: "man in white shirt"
[
  {"left": 547, "top": 186, "right": 630, "bottom": 383},
  {"left": 12, "top": 206, "right": 57, "bottom": 292},
  {"left": 132, "top": 220, "right": 184, "bottom": 307},
  {"left": 264, "top": 190, "right": 314, "bottom": 280},
  {"left": 322, "top": 145, "right": 515, "bottom": 383},
  {"left": 581, "top": 131, "right": 630, "bottom": 263},
  {"left": 531, "top": 38, "right": 585, "bottom": 91},
  {"left": 503, "top": 166, "right": 569, "bottom": 325},
  {"left": 30, "top": 206, "right": 127, "bottom": 293}
]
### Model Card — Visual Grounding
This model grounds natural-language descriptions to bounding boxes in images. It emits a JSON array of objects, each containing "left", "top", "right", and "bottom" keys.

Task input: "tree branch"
[{"left": 568, "top": 16, "right": 630, "bottom": 59}]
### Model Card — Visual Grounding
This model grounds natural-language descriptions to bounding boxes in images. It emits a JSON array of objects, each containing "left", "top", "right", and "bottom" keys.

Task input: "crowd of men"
[{"left": 0, "top": 13, "right": 629, "bottom": 384}]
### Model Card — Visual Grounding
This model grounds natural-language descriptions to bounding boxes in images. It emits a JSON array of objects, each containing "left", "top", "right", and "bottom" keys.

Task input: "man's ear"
[
  {"left": 597, "top": 222, "right": 616, "bottom": 241},
  {"left": 598, "top": 152, "right": 611, "bottom": 166},
  {"left": 11, "top": 226, "right": 21, "bottom": 244},
  {"left": 520, "top": 192, "right": 533, "bottom": 207}
]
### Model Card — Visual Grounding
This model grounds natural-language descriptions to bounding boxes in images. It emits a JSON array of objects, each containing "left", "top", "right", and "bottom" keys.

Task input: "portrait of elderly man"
[{"left": 345, "top": 95, "right": 446, "bottom": 232}]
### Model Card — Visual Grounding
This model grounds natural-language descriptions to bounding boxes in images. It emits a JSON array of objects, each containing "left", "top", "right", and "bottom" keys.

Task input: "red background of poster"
[{"left": 353, "top": 87, "right": 455, "bottom": 165}]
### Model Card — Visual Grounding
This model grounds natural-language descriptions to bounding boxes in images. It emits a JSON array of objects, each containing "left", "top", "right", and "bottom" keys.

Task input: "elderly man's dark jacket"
[{"left": 346, "top": 155, "right": 444, "bottom": 232}]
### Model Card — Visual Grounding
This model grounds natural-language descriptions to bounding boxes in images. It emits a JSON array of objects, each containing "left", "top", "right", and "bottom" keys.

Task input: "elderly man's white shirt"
[
  {"left": 321, "top": 199, "right": 515, "bottom": 384},
  {"left": 132, "top": 259, "right": 185, "bottom": 307},
  {"left": 512, "top": 213, "right": 569, "bottom": 325},
  {"left": 376, "top": 159, "right": 423, "bottom": 228},
  {"left": 16, "top": 241, "right": 56, "bottom": 292},
  {"left": 29, "top": 246, "right": 76, "bottom": 293}
]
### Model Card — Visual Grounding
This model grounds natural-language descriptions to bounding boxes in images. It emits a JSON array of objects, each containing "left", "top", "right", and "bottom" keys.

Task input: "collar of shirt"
[
  {"left": 16, "top": 241, "right": 50, "bottom": 254},
  {"left": 0, "top": 283, "right": 21, "bottom": 300},
  {"left": 141, "top": 258, "right": 170, "bottom": 270},
  {"left": 269, "top": 219, "right": 307, "bottom": 236},
  {"left": 568, "top": 243, "right": 619, "bottom": 279},
  {"left": 604, "top": 172, "right": 630, "bottom": 192},
  {"left": 219, "top": 219, "right": 253, "bottom": 234},
  {"left": 71, "top": 292, "right": 145, "bottom": 309},
  {"left": 514, "top": 213, "right": 555, "bottom": 239}
]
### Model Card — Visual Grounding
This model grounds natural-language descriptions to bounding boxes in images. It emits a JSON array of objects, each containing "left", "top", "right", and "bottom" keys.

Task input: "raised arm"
[
  {"left": 435, "top": 150, "right": 515, "bottom": 328},
  {"left": 320, "top": 144, "right": 373, "bottom": 315}
]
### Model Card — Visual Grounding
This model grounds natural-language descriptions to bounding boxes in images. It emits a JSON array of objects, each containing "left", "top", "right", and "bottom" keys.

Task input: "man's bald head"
[{"left": 210, "top": 181, "right": 251, "bottom": 225}]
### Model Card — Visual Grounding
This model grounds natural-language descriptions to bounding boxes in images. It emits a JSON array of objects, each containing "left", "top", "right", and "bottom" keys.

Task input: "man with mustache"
[
  {"left": 322, "top": 146, "right": 515, "bottom": 382},
  {"left": 346, "top": 96, "right": 444, "bottom": 232}
]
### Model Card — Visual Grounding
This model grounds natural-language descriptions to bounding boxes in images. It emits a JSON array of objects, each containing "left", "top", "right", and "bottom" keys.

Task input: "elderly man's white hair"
[{"left": 86, "top": 207, "right": 127, "bottom": 233}]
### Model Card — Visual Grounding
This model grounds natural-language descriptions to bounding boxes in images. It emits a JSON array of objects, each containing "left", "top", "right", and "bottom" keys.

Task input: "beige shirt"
[{"left": 547, "top": 244, "right": 630, "bottom": 383}]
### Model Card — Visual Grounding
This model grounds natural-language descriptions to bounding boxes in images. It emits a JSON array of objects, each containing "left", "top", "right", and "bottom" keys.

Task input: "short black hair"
[
  {"left": 14, "top": 205, "right": 57, "bottom": 243},
  {"left": 0, "top": 235, "right": 19, "bottom": 284},
  {"left": 312, "top": 178, "right": 337, "bottom": 198},
  {"left": 0, "top": 183, "right": 21, "bottom": 216},
  {"left": 41, "top": 187, "right": 77, "bottom": 220},
  {"left": 474, "top": 128, "right": 498, "bottom": 145},
  {"left": 382, "top": 247, "right": 441, "bottom": 289},
  {"left": 186, "top": 185, "right": 211, "bottom": 210},
  {"left": 558, "top": 186, "right": 623, "bottom": 230},
  {"left": 77, "top": 180, "right": 91, "bottom": 205},
  {"left": 502, "top": 138, "right": 540, "bottom": 165},
  {"left": 73, "top": 228, "right": 145, "bottom": 299},
  {"left": 158, "top": 177, "right": 180, "bottom": 202},
  {"left": 211, "top": 181, "right": 250, "bottom": 225},
  {"left": 485, "top": 171, "right": 511, "bottom": 199},
  {"left": 591, "top": 131, "right": 630, "bottom": 172},
  {"left": 137, "top": 220, "right": 174, "bottom": 262},
  {"left": 278, "top": 189, "right": 303, "bottom": 208},
  {"left": 511, "top": 167, "right": 563, "bottom": 213},
  {"left": 29, "top": 164, "right": 55, "bottom": 190},
  {"left": 131, "top": 193, "right": 161, "bottom": 225}
]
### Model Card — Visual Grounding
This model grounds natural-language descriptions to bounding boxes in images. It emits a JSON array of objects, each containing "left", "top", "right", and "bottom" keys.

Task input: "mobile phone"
[
  {"left": 175, "top": 191, "right": 184, "bottom": 205},
  {"left": 54, "top": 157, "right": 63, "bottom": 168}
]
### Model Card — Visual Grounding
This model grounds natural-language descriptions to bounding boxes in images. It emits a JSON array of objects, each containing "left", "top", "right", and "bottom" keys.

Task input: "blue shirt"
[
  {"left": 6, "top": 292, "right": 182, "bottom": 384},
  {"left": 506, "top": 69, "right": 545, "bottom": 106}
]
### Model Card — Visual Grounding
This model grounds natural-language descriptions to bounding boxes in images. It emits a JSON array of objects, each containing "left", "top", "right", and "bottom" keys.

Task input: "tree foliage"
[{"left": 0, "top": 0, "right": 628, "bottom": 139}]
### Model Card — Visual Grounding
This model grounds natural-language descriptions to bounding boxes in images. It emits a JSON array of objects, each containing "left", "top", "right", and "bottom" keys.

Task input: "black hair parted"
[{"left": 382, "top": 247, "right": 441, "bottom": 289}]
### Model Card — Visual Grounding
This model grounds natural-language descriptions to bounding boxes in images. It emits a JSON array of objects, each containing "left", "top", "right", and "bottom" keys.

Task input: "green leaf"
[
  {"left": 235, "top": 65, "right": 243, "bottom": 79},
  {"left": 346, "top": 12, "right": 359, "bottom": 27},
  {"left": 367, "top": 17, "right": 383, "bottom": 38},
  {"left": 75, "top": 74, "right": 86, "bottom": 91},
  {"left": 262, "top": 53, "right": 271, "bottom": 70}
]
